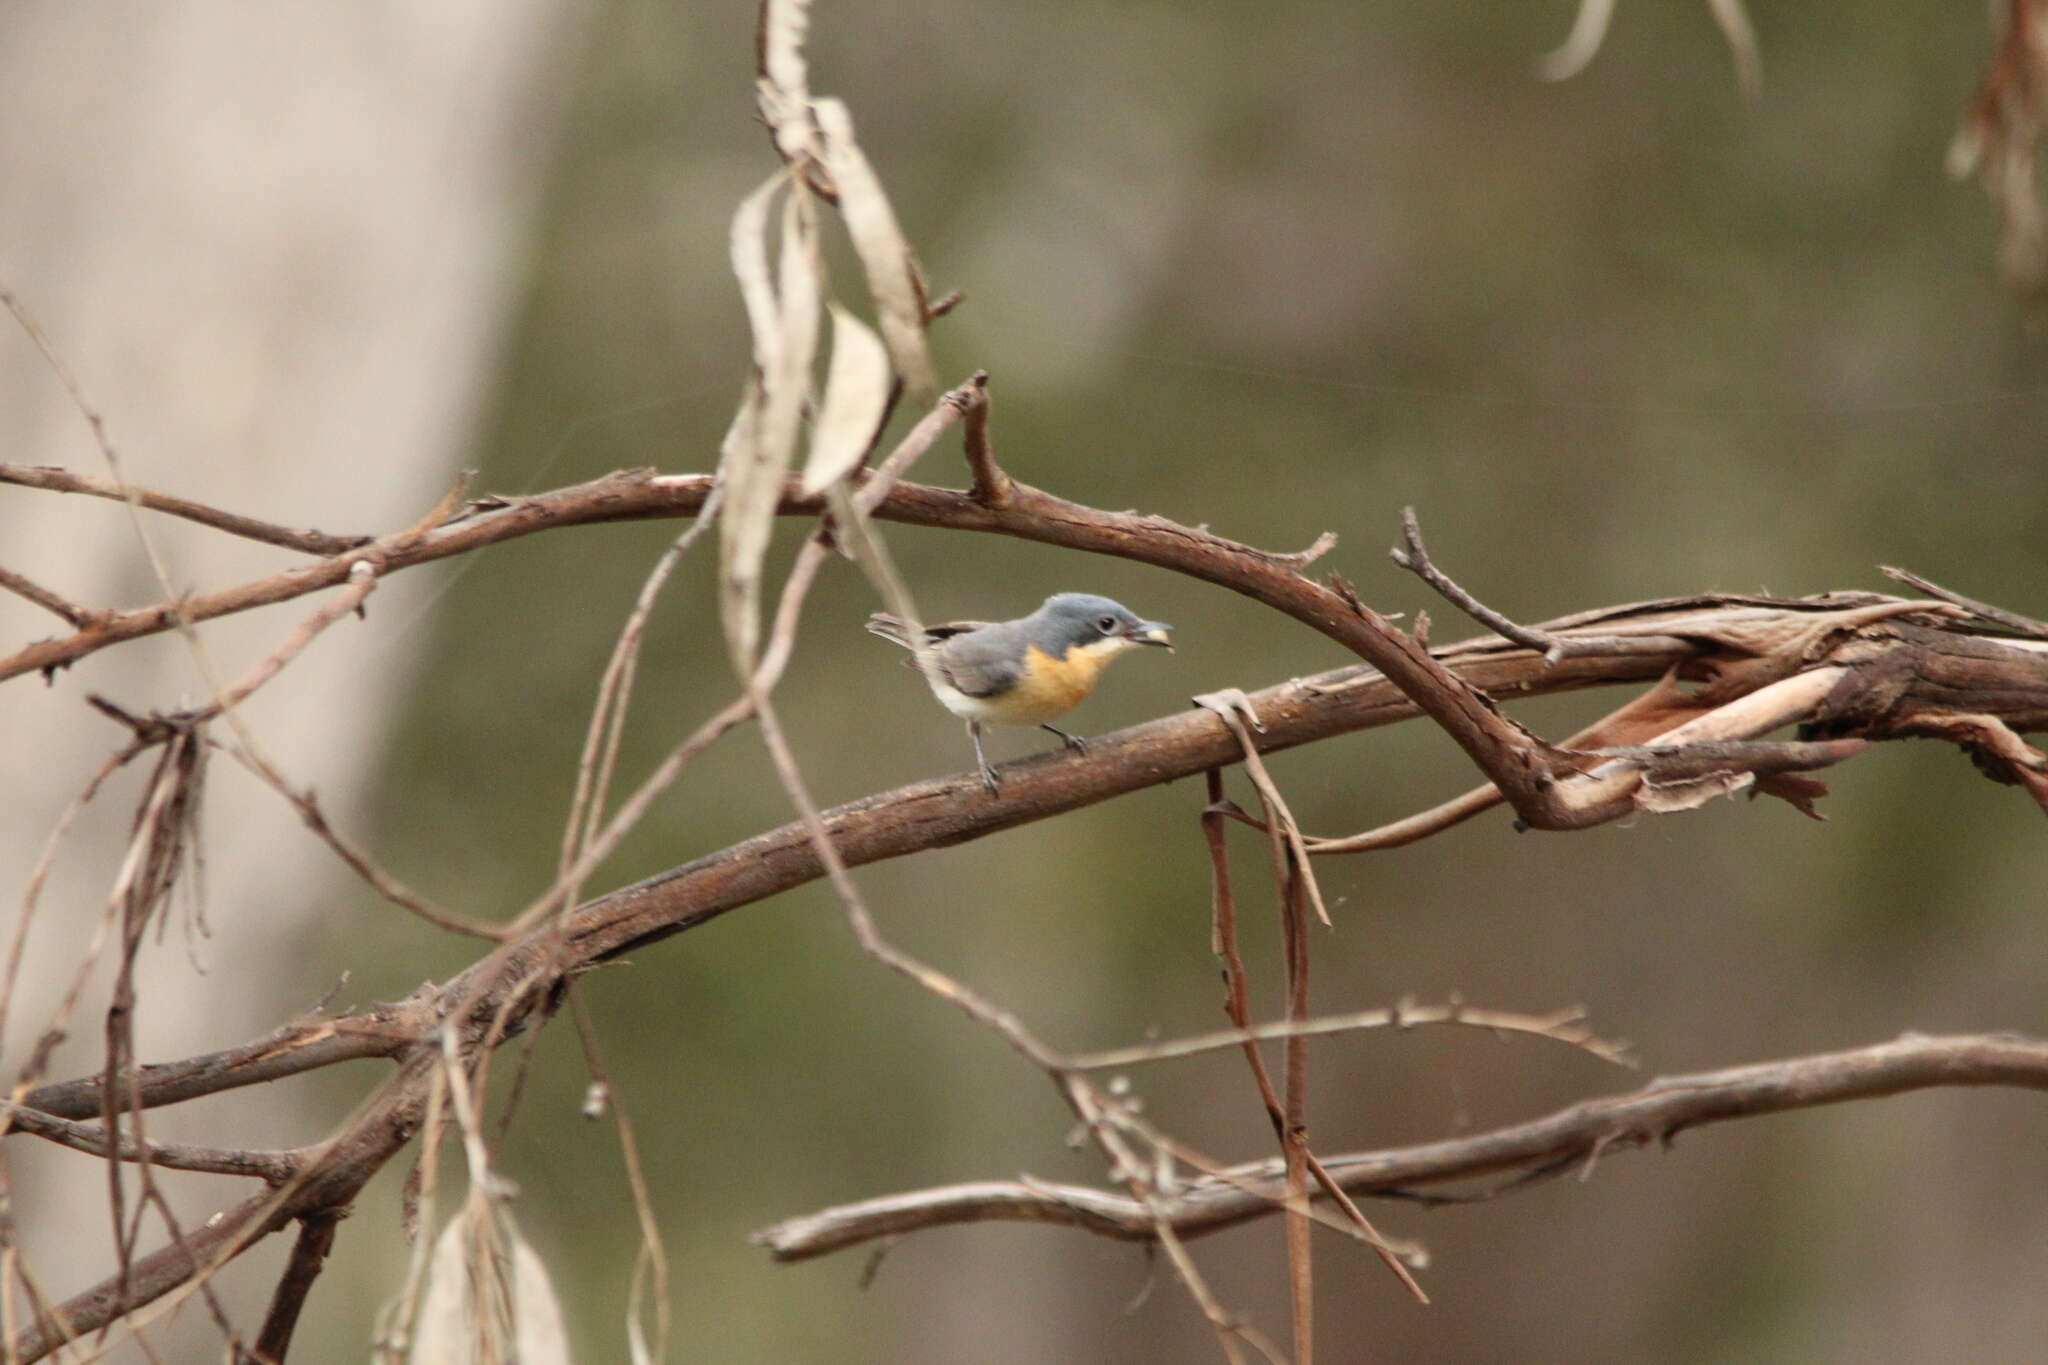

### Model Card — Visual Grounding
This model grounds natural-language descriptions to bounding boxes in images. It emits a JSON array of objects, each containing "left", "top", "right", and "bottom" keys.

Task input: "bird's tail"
[{"left": 865, "top": 612, "right": 917, "bottom": 649}]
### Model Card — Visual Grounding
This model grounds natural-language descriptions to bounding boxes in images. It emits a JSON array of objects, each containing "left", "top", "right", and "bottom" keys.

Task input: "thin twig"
[
  {"left": 1067, "top": 1002, "right": 1629, "bottom": 1072},
  {"left": 1194, "top": 692, "right": 1329, "bottom": 925},
  {"left": 190, "top": 561, "right": 380, "bottom": 722},
  {"left": 560, "top": 489, "right": 724, "bottom": 892},
  {"left": 0, "top": 1105, "right": 299, "bottom": 1183},
  {"left": 958, "top": 371, "right": 1010, "bottom": 507},
  {"left": 0, "top": 463, "right": 369, "bottom": 558},
  {"left": 1201, "top": 773, "right": 1422, "bottom": 1308},
  {"left": 567, "top": 995, "right": 670, "bottom": 1365},
  {"left": 218, "top": 747, "right": 501, "bottom": 940},
  {"left": 0, "top": 738, "right": 144, "bottom": 1066},
  {"left": 1391, "top": 506, "right": 1666, "bottom": 666},
  {"left": 1278, "top": 857, "right": 1313, "bottom": 1362},
  {"left": 0, "top": 566, "right": 109, "bottom": 630},
  {"left": 1881, "top": 565, "right": 2048, "bottom": 639}
]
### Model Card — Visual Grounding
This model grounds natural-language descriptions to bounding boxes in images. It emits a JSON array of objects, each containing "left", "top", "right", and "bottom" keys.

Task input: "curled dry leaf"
[
  {"left": 814, "top": 98, "right": 938, "bottom": 402},
  {"left": 800, "top": 305, "right": 893, "bottom": 493}
]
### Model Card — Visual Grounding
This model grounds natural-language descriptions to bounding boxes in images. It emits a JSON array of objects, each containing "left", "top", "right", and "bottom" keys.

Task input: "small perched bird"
[{"left": 867, "top": 592, "right": 1174, "bottom": 793}]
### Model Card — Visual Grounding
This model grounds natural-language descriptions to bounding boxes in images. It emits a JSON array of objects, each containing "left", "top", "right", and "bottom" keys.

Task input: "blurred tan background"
[{"left": 5, "top": 2, "right": 2048, "bottom": 1362}]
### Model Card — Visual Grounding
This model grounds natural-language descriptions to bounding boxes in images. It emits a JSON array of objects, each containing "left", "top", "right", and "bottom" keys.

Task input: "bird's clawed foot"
[{"left": 1042, "top": 724, "right": 1088, "bottom": 754}]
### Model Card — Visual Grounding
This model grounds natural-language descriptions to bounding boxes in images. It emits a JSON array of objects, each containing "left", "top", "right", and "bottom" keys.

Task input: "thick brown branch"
[
  {"left": 557, "top": 637, "right": 1676, "bottom": 968},
  {"left": 0, "top": 466, "right": 1563, "bottom": 830},
  {"left": 40, "top": 596, "right": 2048, "bottom": 1130},
  {"left": 9, "top": 1189, "right": 276, "bottom": 1361},
  {"left": 19, "top": 579, "right": 2048, "bottom": 1356},
  {"left": 753, "top": 1032, "right": 2048, "bottom": 1260},
  {"left": 1, "top": 459, "right": 2017, "bottom": 843},
  {"left": 29, "top": 585, "right": 2048, "bottom": 1137}
]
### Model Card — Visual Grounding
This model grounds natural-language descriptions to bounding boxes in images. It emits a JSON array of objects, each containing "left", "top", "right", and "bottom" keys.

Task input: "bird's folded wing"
[{"left": 932, "top": 625, "right": 1021, "bottom": 698}]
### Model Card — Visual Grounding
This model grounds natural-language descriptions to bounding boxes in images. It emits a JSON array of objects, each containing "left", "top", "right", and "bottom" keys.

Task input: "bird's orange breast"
[{"left": 985, "top": 642, "right": 1113, "bottom": 722}]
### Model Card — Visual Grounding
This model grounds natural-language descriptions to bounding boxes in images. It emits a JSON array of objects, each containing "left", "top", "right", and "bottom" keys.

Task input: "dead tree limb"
[{"left": 753, "top": 1032, "right": 2048, "bottom": 1260}]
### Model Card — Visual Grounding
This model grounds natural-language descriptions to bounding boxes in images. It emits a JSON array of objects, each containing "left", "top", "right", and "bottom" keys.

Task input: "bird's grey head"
[{"left": 1033, "top": 593, "right": 1174, "bottom": 654}]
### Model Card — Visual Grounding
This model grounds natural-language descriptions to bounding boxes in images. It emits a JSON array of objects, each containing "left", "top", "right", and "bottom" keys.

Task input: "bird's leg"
[
  {"left": 1041, "top": 723, "right": 1088, "bottom": 754},
  {"left": 969, "top": 721, "right": 1001, "bottom": 793}
]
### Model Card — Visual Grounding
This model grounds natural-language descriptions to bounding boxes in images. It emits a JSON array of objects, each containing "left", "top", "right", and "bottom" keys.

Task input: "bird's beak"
[{"left": 1127, "top": 622, "right": 1174, "bottom": 650}]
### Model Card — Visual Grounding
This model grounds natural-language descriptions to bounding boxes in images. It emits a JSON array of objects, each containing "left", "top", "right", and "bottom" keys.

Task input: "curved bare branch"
[{"left": 754, "top": 1032, "right": 2048, "bottom": 1260}]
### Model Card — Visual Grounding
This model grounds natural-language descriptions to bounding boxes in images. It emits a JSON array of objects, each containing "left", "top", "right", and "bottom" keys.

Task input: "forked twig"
[{"left": 1391, "top": 507, "right": 1669, "bottom": 666}]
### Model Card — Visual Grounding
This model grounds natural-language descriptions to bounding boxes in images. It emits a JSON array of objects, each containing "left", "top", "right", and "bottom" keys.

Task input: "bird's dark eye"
[{"left": 1097, "top": 615, "right": 1119, "bottom": 634}]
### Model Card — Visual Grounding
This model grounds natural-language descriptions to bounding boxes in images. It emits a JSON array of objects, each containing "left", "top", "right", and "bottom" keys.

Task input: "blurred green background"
[{"left": 272, "top": 1, "right": 2048, "bottom": 1360}]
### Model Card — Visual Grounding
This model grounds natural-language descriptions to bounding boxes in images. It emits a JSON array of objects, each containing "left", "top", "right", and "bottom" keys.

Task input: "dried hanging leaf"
[
  {"left": 1536, "top": 0, "right": 1617, "bottom": 81},
  {"left": 719, "top": 172, "right": 821, "bottom": 670},
  {"left": 800, "top": 305, "right": 892, "bottom": 493},
  {"left": 1538, "top": 0, "right": 1760, "bottom": 102},
  {"left": 729, "top": 172, "right": 786, "bottom": 377},
  {"left": 404, "top": 1209, "right": 573, "bottom": 1364},
  {"left": 757, "top": 0, "right": 818, "bottom": 162},
  {"left": 814, "top": 98, "right": 937, "bottom": 402},
  {"left": 775, "top": 186, "right": 822, "bottom": 449},
  {"left": 407, "top": 1215, "right": 474, "bottom": 1363},
  {"left": 718, "top": 374, "right": 768, "bottom": 669},
  {"left": 1951, "top": 2, "right": 2048, "bottom": 294},
  {"left": 508, "top": 1217, "right": 575, "bottom": 1364},
  {"left": 1704, "top": 0, "right": 1762, "bottom": 103}
]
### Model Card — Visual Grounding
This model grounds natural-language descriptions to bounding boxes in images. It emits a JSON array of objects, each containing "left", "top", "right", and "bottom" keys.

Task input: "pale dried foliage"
[
  {"left": 2, "top": 6, "right": 2046, "bottom": 1365},
  {"left": 1538, "top": 0, "right": 1760, "bottom": 103},
  {"left": 1950, "top": 0, "right": 2048, "bottom": 293}
]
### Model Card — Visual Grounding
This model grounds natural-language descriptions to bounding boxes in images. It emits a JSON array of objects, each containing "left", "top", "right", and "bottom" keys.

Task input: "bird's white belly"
[{"left": 928, "top": 677, "right": 1010, "bottom": 723}]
